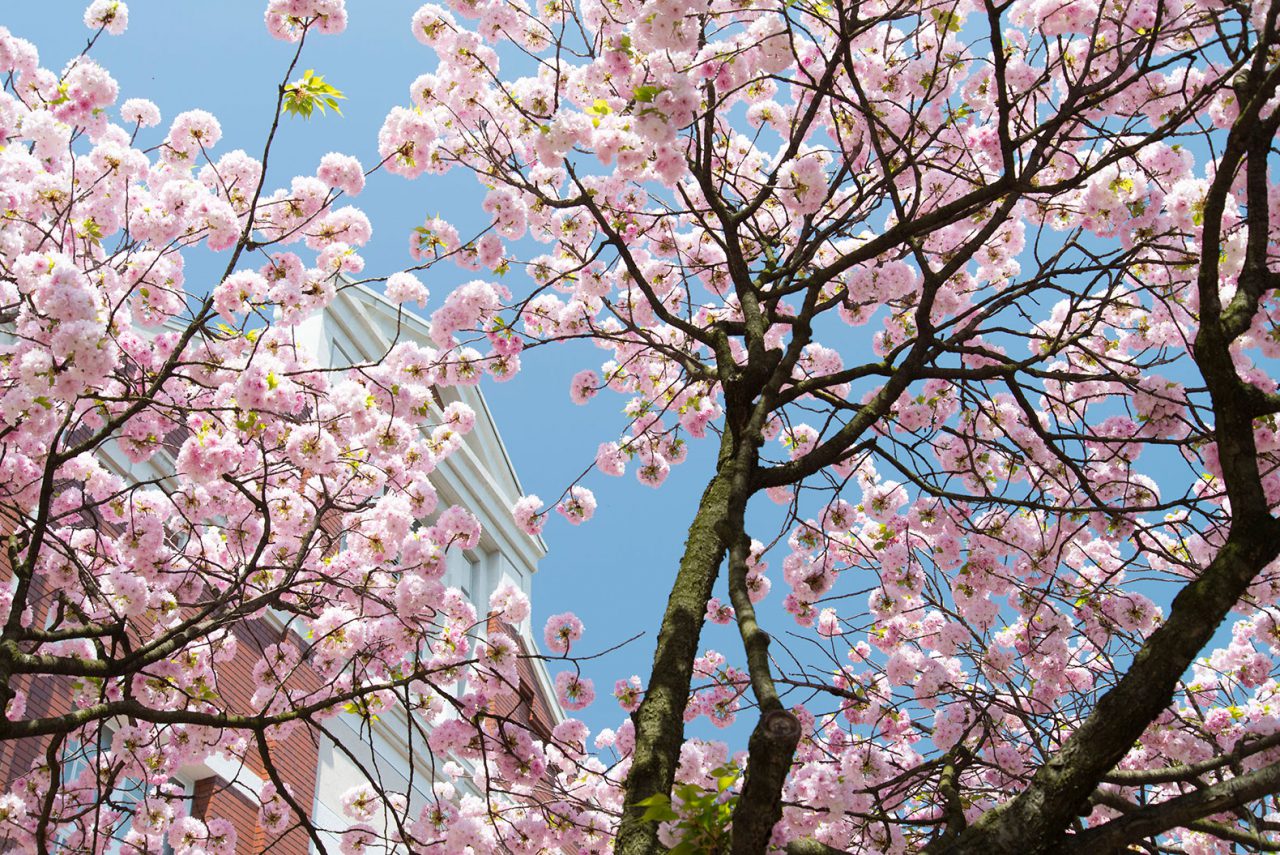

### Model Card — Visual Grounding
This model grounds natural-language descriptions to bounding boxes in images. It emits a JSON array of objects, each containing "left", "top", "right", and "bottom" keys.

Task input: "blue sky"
[
  {"left": 1, "top": 0, "right": 771, "bottom": 742},
  {"left": 10, "top": 0, "right": 1231, "bottom": 758}
]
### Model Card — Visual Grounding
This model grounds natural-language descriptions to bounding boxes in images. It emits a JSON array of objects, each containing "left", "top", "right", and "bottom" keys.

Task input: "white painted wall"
[{"left": 306, "top": 286, "right": 561, "bottom": 853}]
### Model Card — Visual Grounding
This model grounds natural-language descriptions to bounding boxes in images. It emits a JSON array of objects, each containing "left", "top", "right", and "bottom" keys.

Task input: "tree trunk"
[
  {"left": 616, "top": 435, "right": 741, "bottom": 855},
  {"left": 727, "top": 527, "right": 801, "bottom": 855},
  {"left": 932, "top": 526, "right": 1280, "bottom": 854}
]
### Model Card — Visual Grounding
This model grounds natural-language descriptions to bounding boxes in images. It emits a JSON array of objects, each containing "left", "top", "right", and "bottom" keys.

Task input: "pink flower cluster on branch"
[
  {"left": 0, "top": 2, "right": 616, "bottom": 852},
  {"left": 5, "top": 0, "right": 1280, "bottom": 851},
  {"left": 373, "top": 0, "right": 1280, "bottom": 850}
]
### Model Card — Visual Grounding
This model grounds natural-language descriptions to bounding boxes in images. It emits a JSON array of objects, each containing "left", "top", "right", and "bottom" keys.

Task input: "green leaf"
[
  {"left": 284, "top": 69, "right": 346, "bottom": 120},
  {"left": 930, "top": 8, "right": 963, "bottom": 32},
  {"left": 635, "top": 794, "right": 679, "bottom": 823},
  {"left": 641, "top": 804, "right": 679, "bottom": 822},
  {"left": 632, "top": 85, "right": 661, "bottom": 103},
  {"left": 674, "top": 784, "right": 698, "bottom": 800},
  {"left": 1109, "top": 176, "right": 1135, "bottom": 194},
  {"left": 78, "top": 217, "right": 104, "bottom": 245}
]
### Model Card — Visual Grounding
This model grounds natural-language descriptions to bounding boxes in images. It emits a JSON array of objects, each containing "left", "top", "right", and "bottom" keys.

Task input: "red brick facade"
[
  {"left": 0, "top": 598, "right": 320, "bottom": 853},
  {"left": 0, "top": 584, "right": 557, "bottom": 853}
]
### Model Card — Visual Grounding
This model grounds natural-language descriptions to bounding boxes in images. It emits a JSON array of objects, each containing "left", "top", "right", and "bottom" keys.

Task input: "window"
[{"left": 55, "top": 728, "right": 191, "bottom": 855}]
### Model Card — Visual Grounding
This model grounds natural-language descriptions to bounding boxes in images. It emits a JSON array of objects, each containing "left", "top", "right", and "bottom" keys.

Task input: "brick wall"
[
  {"left": 488, "top": 617, "right": 558, "bottom": 740},
  {"left": 192, "top": 775, "right": 261, "bottom": 855},
  {"left": 0, "top": 541, "right": 557, "bottom": 854},
  {"left": 188, "top": 615, "right": 320, "bottom": 855},
  {"left": 0, "top": 569, "right": 321, "bottom": 854}
]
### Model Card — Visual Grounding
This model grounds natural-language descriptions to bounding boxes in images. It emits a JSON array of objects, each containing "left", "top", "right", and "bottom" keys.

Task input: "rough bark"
[
  {"left": 615, "top": 437, "right": 739, "bottom": 855},
  {"left": 931, "top": 529, "right": 1280, "bottom": 854},
  {"left": 931, "top": 43, "right": 1280, "bottom": 853},
  {"left": 1062, "top": 761, "right": 1280, "bottom": 853},
  {"left": 728, "top": 528, "right": 802, "bottom": 855},
  {"left": 732, "top": 709, "right": 802, "bottom": 854}
]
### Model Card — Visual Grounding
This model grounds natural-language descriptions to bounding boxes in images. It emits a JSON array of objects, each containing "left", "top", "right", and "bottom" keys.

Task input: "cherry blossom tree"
[
  {"left": 6, "top": 0, "right": 1280, "bottom": 853},
  {"left": 0, "top": 3, "right": 597, "bottom": 853},
  {"left": 376, "top": 0, "right": 1280, "bottom": 851}
]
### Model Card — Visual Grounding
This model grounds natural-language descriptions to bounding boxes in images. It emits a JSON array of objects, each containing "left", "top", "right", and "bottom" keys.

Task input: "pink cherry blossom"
[
  {"left": 543, "top": 611, "right": 583, "bottom": 655},
  {"left": 84, "top": 0, "right": 128, "bottom": 35},
  {"left": 512, "top": 494, "right": 545, "bottom": 536},
  {"left": 554, "top": 671, "right": 595, "bottom": 711},
  {"left": 555, "top": 486, "right": 596, "bottom": 525}
]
